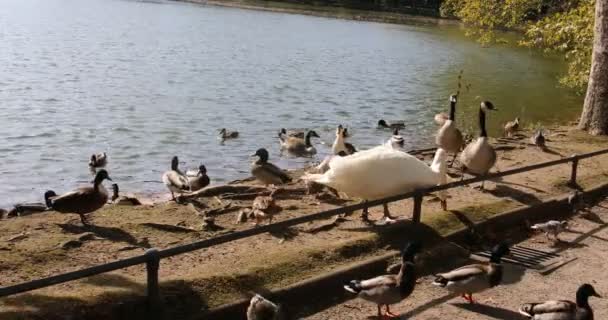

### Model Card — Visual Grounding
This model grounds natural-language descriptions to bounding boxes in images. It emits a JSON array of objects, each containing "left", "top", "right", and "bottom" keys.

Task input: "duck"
[
  {"left": 378, "top": 119, "right": 405, "bottom": 130},
  {"left": 161, "top": 156, "right": 189, "bottom": 201},
  {"left": 331, "top": 125, "right": 357, "bottom": 155},
  {"left": 278, "top": 128, "right": 304, "bottom": 139},
  {"left": 251, "top": 190, "right": 281, "bottom": 226},
  {"left": 460, "top": 101, "right": 498, "bottom": 190},
  {"left": 436, "top": 95, "right": 464, "bottom": 166},
  {"left": 88, "top": 152, "right": 107, "bottom": 169},
  {"left": 504, "top": 117, "right": 520, "bottom": 137},
  {"left": 6, "top": 202, "right": 48, "bottom": 217},
  {"left": 246, "top": 294, "right": 281, "bottom": 320},
  {"left": 385, "top": 128, "right": 405, "bottom": 150},
  {"left": 344, "top": 242, "right": 421, "bottom": 319},
  {"left": 186, "top": 165, "right": 210, "bottom": 191},
  {"left": 531, "top": 129, "right": 546, "bottom": 150},
  {"left": 251, "top": 148, "right": 292, "bottom": 185},
  {"left": 279, "top": 130, "right": 320, "bottom": 157},
  {"left": 434, "top": 112, "right": 449, "bottom": 126},
  {"left": 519, "top": 284, "right": 600, "bottom": 320},
  {"left": 110, "top": 183, "right": 142, "bottom": 206},
  {"left": 432, "top": 243, "right": 510, "bottom": 304},
  {"left": 219, "top": 128, "right": 239, "bottom": 140},
  {"left": 303, "top": 145, "right": 448, "bottom": 223},
  {"left": 44, "top": 169, "right": 112, "bottom": 226}
]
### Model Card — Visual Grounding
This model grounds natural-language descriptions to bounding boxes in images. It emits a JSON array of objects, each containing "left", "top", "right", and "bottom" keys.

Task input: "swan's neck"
[
  {"left": 332, "top": 133, "right": 345, "bottom": 150},
  {"left": 449, "top": 100, "right": 456, "bottom": 121},
  {"left": 479, "top": 109, "right": 488, "bottom": 137}
]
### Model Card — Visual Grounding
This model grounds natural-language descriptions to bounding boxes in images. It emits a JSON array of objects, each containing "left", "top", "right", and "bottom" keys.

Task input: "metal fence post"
[
  {"left": 570, "top": 154, "right": 579, "bottom": 187},
  {"left": 412, "top": 192, "right": 423, "bottom": 223},
  {"left": 145, "top": 248, "right": 161, "bottom": 309}
]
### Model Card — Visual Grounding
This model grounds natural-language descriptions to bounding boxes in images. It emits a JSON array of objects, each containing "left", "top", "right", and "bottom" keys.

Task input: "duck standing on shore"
[
  {"left": 44, "top": 169, "right": 112, "bottom": 226},
  {"left": 187, "top": 165, "right": 210, "bottom": 191},
  {"left": 344, "top": 242, "right": 421, "bottom": 319},
  {"left": 504, "top": 117, "right": 520, "bottom": 137},
  {"left": 110, "top": 184, "right": 142, "bottom": 206},
  {"left": 518, "top": 283, "right": 600, "bottom": 320},
  {"left": 460, "top": 101, "right": 498, "bottom": 190},
  {"left": 251, "top": 148, "right": 292, "bottom": 186},
  {"left": 531, "top": 129, "right": 546, "bottom": 150},
  {"left": 331, "top": 125, "right": 356, "bottom": 155},
  {"left": 162, "top": 156, "right": 189, "bottom": 201}
]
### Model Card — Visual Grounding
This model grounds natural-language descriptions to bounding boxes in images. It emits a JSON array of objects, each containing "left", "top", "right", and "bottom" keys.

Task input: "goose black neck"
[
  {"left": 479, "top": 108, "right": 488, "bottom": 137},
  {"left": 305, "top": 132, "right": 312, "bottom": 147},
  {"left": 577, "top": 291, "right": 592, "bottom": 309},
  {"left": 398, "top": 261, "right": 416, "bottom": 297},
  {"left": 449, "top": 100, "right": 456, "bottom": 121}
]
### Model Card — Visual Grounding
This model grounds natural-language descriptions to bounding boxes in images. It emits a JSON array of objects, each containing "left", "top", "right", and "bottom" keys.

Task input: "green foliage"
[{"left": 442, "top": 0, "right": 594, "bottom": 92}]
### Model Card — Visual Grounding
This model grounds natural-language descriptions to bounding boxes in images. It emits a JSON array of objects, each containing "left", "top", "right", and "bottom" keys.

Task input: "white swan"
[{"left": 303, "top": 145, "right": 448, "bottom": 222}]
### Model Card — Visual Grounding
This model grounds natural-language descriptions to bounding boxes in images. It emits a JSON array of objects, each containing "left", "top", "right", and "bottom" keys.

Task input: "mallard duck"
[
  {"left": 88, "top": 152, "right": 107, "bottom": 168},
  {"left": 504, "top": 117, "right": 520, "bottom": 137},
  {"left": 344, "top": 242, "right": 421, "bottom": 319},
  {"left": 432, "top": 243, "right": 510, "bottom": 304},
  {"left": 6, "top": 202, "right": 48, "bottom": 217},
  {"left": 186, "top": 165, "right": 210, "bottom": 191},
  {"left": 332, "top": 125, "right": 357, "bottom": 155},
  {"left": 279, "top": 130, "right": 320, "bottom": 157},
  {"left": 460, "top": 101, "right": 498, "bottom": 190},
  {"left": 162, "top": 156, "right": 189, "bottom": 201},
  {"left": 219, "top": 128, "right": 239, "bottom": 140},
  {"left": 434, "top": 112, "right": 449, "bottom": 126},
  {"left": 44, "top": 169, "right": 112, "bottom": 225},
  {"left": 303, "top": 145, "right": 448, "bottom": 223},
  {"left": 519, "top": 284, "right": 600, "bottom": 320},
  {"left": 436, "top": 95, "right": 464, "bottom": 166},
  {"left": 378, "top": 119, "right": 405, "bottom": 130},
  {"left": 531, "top": 220, "right": 568, "bottom": 241},
  {"left": 531, "top": 129, "right": 546, "bottom": 149},
  {"left": 278, "top": 128, "right": 304, "bottom": 139},
  {"left": 251, "top": 190, "right": 281, "bottom": 226},
  {"left": 246, "top": 294, "right": 281, "bottom": 320},
  {"left": 385, "top": 128, "right": 405, "bottom": 150},
  {"left": 251, "top": 148, "right": 292, "bottom": 185},
  {"left": 110, "top": 184, "right": 142, "bottom": 206}
]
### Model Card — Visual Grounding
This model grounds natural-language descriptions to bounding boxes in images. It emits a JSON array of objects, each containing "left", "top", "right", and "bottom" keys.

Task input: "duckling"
[
  {"left": 44, "top": 169, "right": 112, "bottom": 226},
  {"left": 386, "top": 127, "right": 405, "bottom": 150},
  {"left": 531, "top": 220, "right": 568, "bottom": 242},
  {"left": 332, "top": 125, "right": 357, "bottom": 155},
  {"left": 278, "top": 128, "right": 304, "bottom": 139},
  {"left": 251, "top": 148, "right": 292, "bottom": 185},
  {"left": 162, "top": 156, "right": 189, "bottom": 201},
  {"left": 519, "top": 283, "right": 600, "bottom": 320},
  {"left": 219, "top": 128, "right": 239, "bottom": 140},
  {"left": 187, "top": 165, "right": 210, "bottom": 191},
  {"left": 432, "top": 243, "right": 510, "bottom": 304},
  {"left": 251, "top": 190, "right": 281, "bottom": 226},
  {"left": 460, "top": 101, "right": 498, "bottom": 190},
  {"left": 279, "top": 130, "right": 320, "bottom": 157},
  {"left": 110, "top": 184, "right": 142, "bottom": 206},
  {"left": 378, "top": 119, "right": 405, "bottom": 130},
  {"left": 434, "top": 112, "right": 449, "bottom": 126},
  {"left": 247, "top": 294, "right": 281, "bottom": 320},
  {"left": 504, "top": 117, "right": 520, "bottom": 137},
  {"left": 531, "top": 129, "right": 546, "bottom": 150},
  {"left": 88, "top": 152, "right": 107, "bottom": 168},
  {"left": 344, "top": 242, "right": 421, "bottom": 319},
  {"left": 436, "top": 95, "right": 464, "bottom": 166}
]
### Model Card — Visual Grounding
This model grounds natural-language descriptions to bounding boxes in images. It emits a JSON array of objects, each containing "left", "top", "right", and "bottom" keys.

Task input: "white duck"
[
  {"left": 303, "top": 145, "right": 449, "bottom": 223},
  {"left": 331, "top": 125, "right": 356, "bottom": 155},
  {"left": 385, "top": 127, "right": 405, "bottom": 150}
]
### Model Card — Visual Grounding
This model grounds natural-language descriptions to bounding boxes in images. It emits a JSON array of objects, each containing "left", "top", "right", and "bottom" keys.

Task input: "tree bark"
[{"left": 579, "top": 0, "right": 608, "bottom": 135}]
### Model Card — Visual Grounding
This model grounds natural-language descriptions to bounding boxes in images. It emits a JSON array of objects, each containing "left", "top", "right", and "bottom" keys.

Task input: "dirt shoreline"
[{"left": 2, "top": 125, "right": 608, "bottom": 319}]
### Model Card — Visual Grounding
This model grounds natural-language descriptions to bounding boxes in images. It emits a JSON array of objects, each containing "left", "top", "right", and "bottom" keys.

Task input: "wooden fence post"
[
  {"left": 413, "top": 192, "right": 423, "bottom": 223},
  {"left": 145, "top": 248, "right": 161, "bottom": 313},
  {"left": 570, "top": 154, "right": 579, "bottom": 187}
]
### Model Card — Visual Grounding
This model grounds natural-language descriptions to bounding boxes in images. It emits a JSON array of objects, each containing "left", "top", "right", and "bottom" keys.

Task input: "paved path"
[{"left": 303, "top": 200, "right": 608, "bottom": 319}]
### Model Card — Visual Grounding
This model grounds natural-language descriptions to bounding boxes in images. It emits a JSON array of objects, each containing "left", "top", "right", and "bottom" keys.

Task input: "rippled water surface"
[{"left": 0, "top": 0, "right": 582, "bottom": 207}]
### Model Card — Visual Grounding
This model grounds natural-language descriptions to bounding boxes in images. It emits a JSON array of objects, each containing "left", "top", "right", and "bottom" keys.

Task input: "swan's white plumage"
[{"left": 303, "top": 145, "right": 447, "bottom": 200}]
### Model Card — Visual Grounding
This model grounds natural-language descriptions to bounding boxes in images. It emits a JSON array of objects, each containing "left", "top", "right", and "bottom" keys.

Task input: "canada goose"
[
  {"left": 504, "top": 117, "right": 520, "bottom": 137},
  {"left": 434, "top": 112, "right": 449, "bottom": 126},
  {"left": 278, "top": 128, "right": 304, "bottom": 139},
  {"left": 219, "top": 128, "right": 239, "bottom": 140},
  {"left": 531, "top": 220, "right": 568, "bottom": 241},
  {"left": 386, "top": 127, "right": 405, "bottom": 150},
  {"left": 162, "top": 156, "right": 189, "bottom": 201},
  {"left": 519, "top": 284, "right": 600, "bottom": 320},
  {"left": 89, "top": 152, "right": 107, "bottom": 168},
  {"left": 344, "top": 242, "right": 421, "bottom": 319},
  {"left": 332, "top": 125, "right": 356, "bottom": 155},
  {"left": 460, "top": 101, "right": 498, "bottom": 190},
  {"left": 378, "top": 119, "right": 405, "bottom": 130},
  {"left": 110, "top": 184, "right": 142, "bottom": 206},
  {"left": 303, "top": 145, "right": 448, "bottom": 223},
  {"left": 247, "top": 294, "right": 281, "bottom": 320},
  {"left": 531, "top": 129, "right": 546, "bottom": 150},
  {"left": 251, "top": 190, "right": 281, "bottom": 226},
  {"left": 187, "top": 165, "right": 210, "bottom": 191},
  {"left": 432, "top": 243, "right": 510, "bottom": 304},
  {"left": 279, "top": 130, "right": 320, "bottom": 157},
  {"left": 436, "top": 95, "right": 464, "bottom": 166},
  {"left": 44, "top": 169, "right": 112, "bottom": 225},
  {"left": 251, "top": 148, "right": 292, "bottom": 185}
]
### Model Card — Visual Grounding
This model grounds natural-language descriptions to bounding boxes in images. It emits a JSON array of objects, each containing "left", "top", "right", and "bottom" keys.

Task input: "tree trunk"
[{"left": 579, "top": 0, "right": 608, "bottom": 135}]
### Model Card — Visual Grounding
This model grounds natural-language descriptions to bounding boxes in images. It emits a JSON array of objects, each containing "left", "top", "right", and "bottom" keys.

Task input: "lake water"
[{"left": 0, "top": 0, "right": 583, "bottom": 207}]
